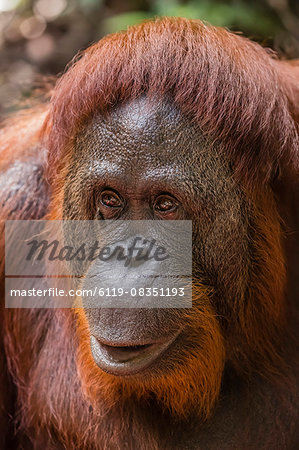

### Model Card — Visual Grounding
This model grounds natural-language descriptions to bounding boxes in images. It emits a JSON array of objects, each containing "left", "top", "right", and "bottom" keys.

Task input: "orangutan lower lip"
[
  {"left": 90, "top": 335, "right": 178, "bottom": 376},
  {"left": 99, "top": 342, "right": 154, "bottom": 362}
]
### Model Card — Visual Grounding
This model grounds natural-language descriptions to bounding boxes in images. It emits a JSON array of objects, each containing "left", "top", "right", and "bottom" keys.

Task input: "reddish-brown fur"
[
  {"left": 44, "top": 18, "right": 298, "bottom": 186},
  {"left": 0, "top": 17, "right": 298, "bottom": 449}
]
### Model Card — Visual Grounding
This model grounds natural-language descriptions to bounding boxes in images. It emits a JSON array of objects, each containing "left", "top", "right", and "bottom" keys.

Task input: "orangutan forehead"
[
  {"left": 76, "top": 96, "right": 211, "bottom": 164},
  {"left": 109, "top": 96, "right": 183, "bottom": 132}
]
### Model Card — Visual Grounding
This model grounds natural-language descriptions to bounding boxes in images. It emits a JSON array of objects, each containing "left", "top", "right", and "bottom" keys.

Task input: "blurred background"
[{"left": 0, "top": 0, "right": 298, "bottom": 117}]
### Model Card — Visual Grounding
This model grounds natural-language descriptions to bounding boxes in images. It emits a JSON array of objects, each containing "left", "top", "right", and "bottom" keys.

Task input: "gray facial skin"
[{"left": 63, "top": 97, "right": 249, "bottom": 375}]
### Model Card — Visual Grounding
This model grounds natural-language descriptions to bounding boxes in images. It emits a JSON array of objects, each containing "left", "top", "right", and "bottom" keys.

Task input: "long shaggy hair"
[{"left": 43, "top": 17, "right": 298, "bottom": 186}]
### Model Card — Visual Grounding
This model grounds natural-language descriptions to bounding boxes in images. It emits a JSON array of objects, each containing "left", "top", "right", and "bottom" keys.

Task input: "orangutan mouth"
[{"left": 90, "top": 334, "right": 179, "bottom": 376}]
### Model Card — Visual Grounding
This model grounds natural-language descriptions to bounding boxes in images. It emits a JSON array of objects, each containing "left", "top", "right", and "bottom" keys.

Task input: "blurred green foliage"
[
  {"left": 104, "top": 0, "right": 280, "bottom": 36},
  {"left": 103, "top": 11, "right": 151, "bottom": 34}
]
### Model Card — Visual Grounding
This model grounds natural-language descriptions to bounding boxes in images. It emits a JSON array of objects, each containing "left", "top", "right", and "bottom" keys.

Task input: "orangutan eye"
[
  {"left": 100, "top": 190, "right": 123, "bottom": 208},
  {"left": 154, "top": 195, "right": 178, "bottom": 213}
]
